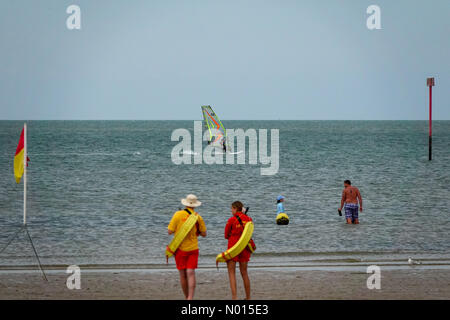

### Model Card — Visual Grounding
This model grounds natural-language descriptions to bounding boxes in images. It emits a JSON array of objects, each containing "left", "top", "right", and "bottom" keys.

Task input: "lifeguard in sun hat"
[
  {"left": 168, "top": 193, "right": 207, "bottom": 299},
  {"left": 181, "top": 194, "right": 202, "bottom": 208}
]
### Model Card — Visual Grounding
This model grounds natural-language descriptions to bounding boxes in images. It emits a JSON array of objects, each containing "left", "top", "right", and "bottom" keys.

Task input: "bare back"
[{"left": 342, "top": 186, "right": 362, "bottom": 205}]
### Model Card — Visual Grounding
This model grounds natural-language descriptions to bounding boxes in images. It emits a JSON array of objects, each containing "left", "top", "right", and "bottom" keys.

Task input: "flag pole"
[
  {"left": 23, "top": 123, "right": 47, "bottom": 281},
  {"left": 23, "top": 123, "right": 27, "bottom": 225},
  {"left": 427, "top": 78, "right": 435, "bottom": 161},
  {"left": 2, "top": 123, "right": 47, "bottom": 281}
]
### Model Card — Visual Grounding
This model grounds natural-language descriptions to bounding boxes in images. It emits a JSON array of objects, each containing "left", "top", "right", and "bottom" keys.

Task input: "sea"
[{"left": 1, "top": 120, "right": 449, "bottom": 270}]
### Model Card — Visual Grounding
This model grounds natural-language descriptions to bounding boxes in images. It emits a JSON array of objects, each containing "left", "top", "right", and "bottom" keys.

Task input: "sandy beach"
[{"left": 1, "top": 267, "right": 449, "bottom": 300}]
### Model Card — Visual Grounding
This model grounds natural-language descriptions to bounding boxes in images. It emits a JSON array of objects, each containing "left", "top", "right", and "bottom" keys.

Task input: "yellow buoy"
[{"left": 276, "top": 213, "right": 289, "bottom": 225}]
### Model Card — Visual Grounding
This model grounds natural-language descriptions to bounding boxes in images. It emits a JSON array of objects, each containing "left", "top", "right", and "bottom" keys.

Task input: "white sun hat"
[{"left": 181, "top": 194, "right": 202, "bottom": 208}]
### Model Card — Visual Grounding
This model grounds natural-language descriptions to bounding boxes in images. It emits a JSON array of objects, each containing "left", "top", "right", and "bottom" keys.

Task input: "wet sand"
[{"left": 0, "top": 267, "right": 449, "bottom": 299}]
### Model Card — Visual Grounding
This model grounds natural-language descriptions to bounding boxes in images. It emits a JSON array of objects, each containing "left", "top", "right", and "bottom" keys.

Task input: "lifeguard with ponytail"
[{"left": 220, "top": 201, "right": 254, "bottom": 300}]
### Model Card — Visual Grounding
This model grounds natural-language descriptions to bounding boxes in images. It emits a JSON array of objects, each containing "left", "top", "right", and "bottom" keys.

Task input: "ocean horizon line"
[{"left": 1, "top": 119, "right": 449, "bottom": 122}]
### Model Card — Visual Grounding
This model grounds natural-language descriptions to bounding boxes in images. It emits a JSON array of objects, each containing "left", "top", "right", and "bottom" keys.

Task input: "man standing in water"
[
  {"left": 338, "top": 180, "right": 363, "bottom": 224},
  {"left": 168, "top": 194, "right": 207, "bottom": 300}
]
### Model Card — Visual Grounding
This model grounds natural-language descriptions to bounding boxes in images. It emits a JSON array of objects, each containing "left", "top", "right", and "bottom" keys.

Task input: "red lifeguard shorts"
[
  {"left": 175, "top": 249, "right": 199, "bottom": 270},
  {"left": 231, "top": 248, "right": 251, "bottom": 263}
]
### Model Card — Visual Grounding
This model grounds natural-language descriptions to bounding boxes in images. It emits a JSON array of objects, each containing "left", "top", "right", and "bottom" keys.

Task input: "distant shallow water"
[{"left": 1, "top": 120, "right": 449, "bottom": 266}]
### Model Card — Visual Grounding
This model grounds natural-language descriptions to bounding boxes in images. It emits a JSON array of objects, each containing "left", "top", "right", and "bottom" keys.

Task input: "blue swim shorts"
[{"left": 344, "top": 203, "right": 359, "bottom": 221}]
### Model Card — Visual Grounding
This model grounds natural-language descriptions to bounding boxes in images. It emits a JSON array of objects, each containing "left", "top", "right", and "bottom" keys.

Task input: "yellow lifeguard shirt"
[{"left": 168, "top": 208, "right": 206, "bottom": 252}]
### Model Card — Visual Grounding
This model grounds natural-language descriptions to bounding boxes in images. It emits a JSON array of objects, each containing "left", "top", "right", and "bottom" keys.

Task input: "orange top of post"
[{"left": 427, "top": 78, "right": 435, "bottom": 87}]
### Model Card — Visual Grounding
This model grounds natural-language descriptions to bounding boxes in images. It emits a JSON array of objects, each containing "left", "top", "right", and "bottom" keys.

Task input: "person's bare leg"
[
  {"left": 186, "top": 269, "right": 196, "bottom": 300},
  {"left": 346, "top": 218, "right": 352, "bottom": 224},
  {"left": 227, "top": 260, "right": 237, "bottom": 300},
  {"left": 353, "top": 218, "right": 359, "bottom": 224},
  {"left": 239, "top": 262, "right": 251, "bottom": 300},
  {"left": 178, "top": 269, "right": 188, "bottom": 299}
]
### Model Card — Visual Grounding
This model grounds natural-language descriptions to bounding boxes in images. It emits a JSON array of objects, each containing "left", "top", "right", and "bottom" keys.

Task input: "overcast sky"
[{"left": 0, "top": 0, "right": 449, "bottom": 120}]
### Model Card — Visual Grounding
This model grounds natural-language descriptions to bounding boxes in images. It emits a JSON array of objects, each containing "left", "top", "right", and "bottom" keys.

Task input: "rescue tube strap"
[
  {"left": 166, "top": 245, "right": 175, "bottom": 255},
  {"left": 166, "top": 245, "right": 176, "bottom": 264},
  {"left": 222, "top": 251, "right": 232, "bottom": 261},
  {"left": 184, "top": 208, "right": 200, "bottom": 236}
]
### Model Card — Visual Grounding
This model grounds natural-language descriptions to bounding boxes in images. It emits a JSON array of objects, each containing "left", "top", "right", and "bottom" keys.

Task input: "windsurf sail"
[{"left": 201, "top": 105, "right": 227, "bottom": 151}]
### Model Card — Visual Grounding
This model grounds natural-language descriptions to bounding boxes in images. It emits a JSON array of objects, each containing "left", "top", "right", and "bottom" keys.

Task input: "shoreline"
[
  {"left": 2, "top": 252, "right": 450, "bottom": 273},
  {"left": 1, "top": 251, "right": 449, "bottom": 270}
]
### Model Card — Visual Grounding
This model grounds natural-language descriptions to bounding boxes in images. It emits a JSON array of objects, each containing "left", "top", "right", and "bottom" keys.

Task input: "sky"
[{"left": 0, "top": 0, "right": 449, "bottom": 120}]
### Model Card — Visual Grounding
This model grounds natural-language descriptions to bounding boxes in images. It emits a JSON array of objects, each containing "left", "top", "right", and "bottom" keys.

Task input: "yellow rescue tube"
[
  {"left": 276, "top": 213, "right": 289, "bottom": 225},
  {"left": 166, "top": 213, "right": 199, "bottom": 259},
  {"left": 216, "top": 221, "right": 254, "bottom": 263}
]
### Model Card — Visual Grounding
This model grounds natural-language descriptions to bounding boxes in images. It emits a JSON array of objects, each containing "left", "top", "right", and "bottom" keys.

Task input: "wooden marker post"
[{"left": 427, "top": 77, "right": 435, "bottom": 161}]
